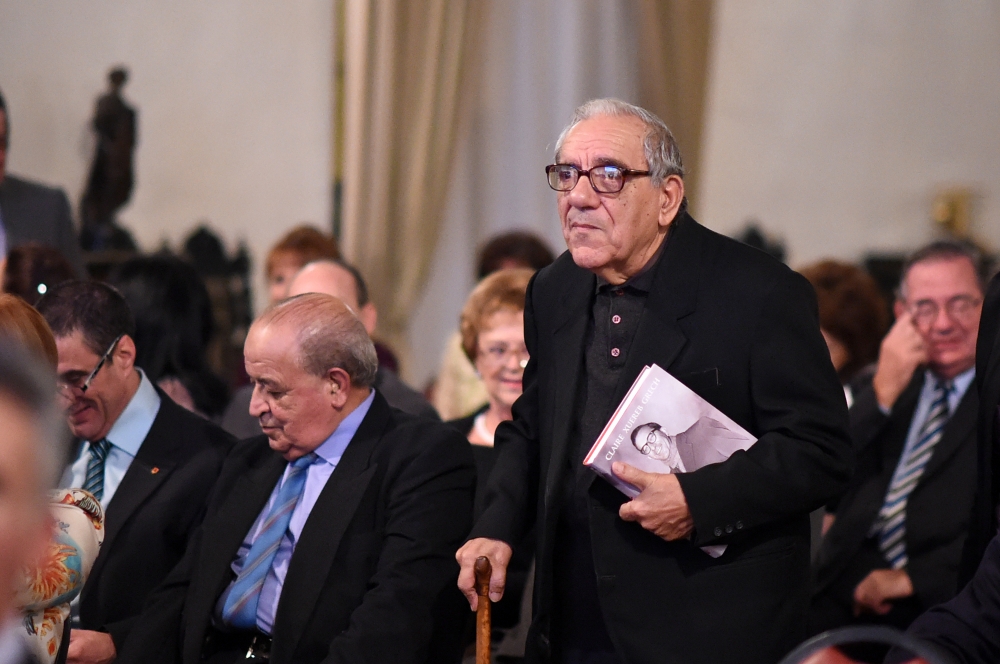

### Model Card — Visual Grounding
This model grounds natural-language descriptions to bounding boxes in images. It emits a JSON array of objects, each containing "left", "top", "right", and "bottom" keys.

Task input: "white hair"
[{"left": 554, "top": 98, "right": 685, "bottom": 186}]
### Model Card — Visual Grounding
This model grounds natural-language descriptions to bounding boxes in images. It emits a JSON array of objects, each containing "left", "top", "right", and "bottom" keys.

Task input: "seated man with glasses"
[
  {"left": 36, "top": 280, "right": 234, "bottom": 664},
  {"left": 811, "top": 240, "right": 985, "bottom": 638}
]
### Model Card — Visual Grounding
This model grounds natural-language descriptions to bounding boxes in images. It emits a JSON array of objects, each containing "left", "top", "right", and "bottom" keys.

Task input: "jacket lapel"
[
  {"left": 269, "top": 393, "right": 391, "bottom": 661},
  {"left": 921, "top": 382, "right": 978, "bottom": 482},
  {"left": 542, "top": 266, "right": 594, "bottom": 510}
]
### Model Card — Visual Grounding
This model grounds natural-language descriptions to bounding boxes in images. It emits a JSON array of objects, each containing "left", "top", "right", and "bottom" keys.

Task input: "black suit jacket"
[
  {"left": 0, "top": 174, "right": 84, "bottom": 275},
  {"left": 117, "top": 391, "right": 475, "bottom": 664},
  {"left": 471, "top": 213, "right": 854, "bottom": 664},
  {"left": 813, "top": 374, "right": 978, "bottom": 612},
  {"left": 890, "top": 532, "right": 1000, "bottom": 664},
  {"left": 77, "top": 389, "right": 234, "bottom": 649},
  {"left": 961, "top": 271, "right": 1000, "bottom": 583}
]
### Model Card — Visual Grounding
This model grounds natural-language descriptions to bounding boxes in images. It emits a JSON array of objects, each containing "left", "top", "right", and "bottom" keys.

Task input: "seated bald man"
[
  {"left": 117, "top": 293, "right": 475, "bottom": 664},
  {"left": 221, "top": 260, "right": 437, "bottom": 439}
]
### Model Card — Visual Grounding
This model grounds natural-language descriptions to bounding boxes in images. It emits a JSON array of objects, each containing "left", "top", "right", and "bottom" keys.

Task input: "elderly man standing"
[
  {"left": 117, "top": 293, "right": 475, "bottom": 664},
  {"left": 456, "top": 99, "right": 853, "bottom": 664}
]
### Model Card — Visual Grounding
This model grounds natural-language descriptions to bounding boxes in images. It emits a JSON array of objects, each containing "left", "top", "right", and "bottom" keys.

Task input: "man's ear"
[
  {"left": 327, "top": 367, "right": 352, "bottom": 409},
  {"left": 113, "top": 335, "right": 137, "bottom": 373},
  {"left": 358, "top": 303, "right": 378, "bottom": 336},
  {"left": 658, "top": 174, "right": 685, "bottom": 230}
]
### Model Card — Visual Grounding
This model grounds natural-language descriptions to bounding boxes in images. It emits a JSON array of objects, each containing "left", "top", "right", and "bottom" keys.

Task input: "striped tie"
[
  {"left": 221, "top": 453, "right": 316, "bottom": 630},
  {"left": 876, "top": 380, "right": 953, "bottom": 569},
  {"left": 81, "top": 439, "right": 112, "bottom": 501}
]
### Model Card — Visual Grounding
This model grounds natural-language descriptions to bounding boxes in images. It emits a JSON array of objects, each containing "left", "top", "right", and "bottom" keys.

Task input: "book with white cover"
[{"left": 583, "top": 364, "right": 756, "bottom": 556}]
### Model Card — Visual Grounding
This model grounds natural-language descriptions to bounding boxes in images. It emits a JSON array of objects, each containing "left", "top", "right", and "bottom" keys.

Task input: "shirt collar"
[
  {"left": 925, "top": 365, "right": 976, "bottom": 406},
  {"left": 100, "top": 369, "right": 161, "bottom": 456},
  {"left": 312, "top": 389, "right": 376, "bottom": 467}
]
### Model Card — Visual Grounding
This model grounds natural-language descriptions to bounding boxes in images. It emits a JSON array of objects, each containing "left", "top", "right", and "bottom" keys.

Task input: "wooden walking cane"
[{"left": 474, "top": 556, "right": 492, "bottom": 664}]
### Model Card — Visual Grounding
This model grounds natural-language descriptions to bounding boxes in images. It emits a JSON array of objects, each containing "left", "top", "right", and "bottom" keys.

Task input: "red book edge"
[{"left": 583, "top": 365, "right": 651, "bottom": 466}]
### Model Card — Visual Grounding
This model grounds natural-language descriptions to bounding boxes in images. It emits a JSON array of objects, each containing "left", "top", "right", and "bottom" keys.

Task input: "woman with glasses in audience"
[{"left": 448, "top": 268, "right": 534, "bottom": 663}]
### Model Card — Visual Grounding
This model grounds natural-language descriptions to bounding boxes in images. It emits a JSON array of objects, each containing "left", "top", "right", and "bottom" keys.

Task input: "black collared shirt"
[{"left": 552, "top": 235, "right": 667, "bottom": 656}]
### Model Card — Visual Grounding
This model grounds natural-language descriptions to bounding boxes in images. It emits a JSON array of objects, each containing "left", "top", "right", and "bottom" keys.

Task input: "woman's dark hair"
[
  {"left": 109, "top": 255, "right": 229, "bottom": 417},
  {"left": 800, "top": 260, "right": 889, "bottom": 382},
  {"left": 475, "top": 231, "right": 555, "bottom": 280},
  {"left": 3, "top": 243, "right": 77, "bottom": 306}
]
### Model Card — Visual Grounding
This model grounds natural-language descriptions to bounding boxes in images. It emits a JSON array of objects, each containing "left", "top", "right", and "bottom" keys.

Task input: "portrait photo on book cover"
[
  {"left": 585, "top": 364, "right": 757, "bottom": 498},
  {"left": 631, "top": 416, "right": 751, "bottom": 474}
]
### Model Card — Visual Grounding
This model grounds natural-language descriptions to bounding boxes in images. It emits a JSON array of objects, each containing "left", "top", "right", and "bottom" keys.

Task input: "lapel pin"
[{"left": 151, "top": 467, "right": 160, "bottom": 474}]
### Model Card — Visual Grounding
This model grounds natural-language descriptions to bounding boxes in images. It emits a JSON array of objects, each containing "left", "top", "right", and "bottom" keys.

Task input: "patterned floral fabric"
[{"left": 15, "top": 489, "right": 104, "bottom": 663}]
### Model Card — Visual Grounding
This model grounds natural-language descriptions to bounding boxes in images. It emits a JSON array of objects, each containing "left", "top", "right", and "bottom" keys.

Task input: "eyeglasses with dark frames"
[
  {"left": 545, "top": 163, "right": 651, "bottom": 194},
  {"left": 57, "top": 334, "right": 124, "bottom": 395}
]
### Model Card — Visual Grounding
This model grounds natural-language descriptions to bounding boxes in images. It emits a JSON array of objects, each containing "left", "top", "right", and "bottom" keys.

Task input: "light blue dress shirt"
[
  {"left": 224, "top": 389, "right": 375, "bottom": 635},
  {"left": 63, "top": 369, "right": 162, "bottom": 510}
]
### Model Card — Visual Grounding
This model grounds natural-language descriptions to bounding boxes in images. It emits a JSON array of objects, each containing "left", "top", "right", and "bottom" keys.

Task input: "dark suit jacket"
[
  {"left": 77, "top": 390, "right": 234, "bottom": 650},
  {"left": 890, "top": 532, "right": 1000, "bottom": 664},
  {"left": 813, "top": 374, "right": 978, "bottom": 613},
  {"left": 471, "top": 213, "right": 854, "bottom": 664},
  {"left": 0, "top": 174, "right": 84, "bottom": 275},
  {"left": 117, "top": 391, "right": 475, "bottom": 664},
  {"left": 961, "top": 270, "right": 1000, "bottom": 583}
]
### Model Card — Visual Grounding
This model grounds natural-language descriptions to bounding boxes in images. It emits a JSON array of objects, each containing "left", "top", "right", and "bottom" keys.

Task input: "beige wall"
[
  {"left": 699, "top": 1, "right": 1000, "bottom": 266},
  {"left": 0, "top": 0, "right": 333, "bottom": 313},
  {"left": 6, "top": 1, "right": 999, "bottom": 390}
]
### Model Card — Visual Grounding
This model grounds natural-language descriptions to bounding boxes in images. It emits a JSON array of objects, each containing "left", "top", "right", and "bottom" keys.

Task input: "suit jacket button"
[
  {"left": 725, "top": 525, "right": 734, "bottom": 534},
  {"left": 538, "top": 634, "right": 550, "bottom": 657},
  {"left": 736, "top": 521, "right": 744, "bottom": 530},
  {"left": 714, "top": 527, "right": 722, "bottom": 537}
]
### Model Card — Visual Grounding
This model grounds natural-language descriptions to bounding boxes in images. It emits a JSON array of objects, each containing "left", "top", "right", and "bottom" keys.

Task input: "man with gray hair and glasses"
[
  {"left": 457, "top": 98, "right": 853, "bottom": 663},
  {"left": 812, "top": 241, "right": 984, "bottom": 637}
]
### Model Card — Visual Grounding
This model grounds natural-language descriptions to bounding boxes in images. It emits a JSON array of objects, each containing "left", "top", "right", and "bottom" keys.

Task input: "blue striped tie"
[
  {"left": 876, "top": 380, "right": 952, "bottom": 569},
  {"left": 221, "top": 453, "right": 316, "bottom": 630},
  {"left": 81, "top": 439, "right": 112, "bottom": 501}
]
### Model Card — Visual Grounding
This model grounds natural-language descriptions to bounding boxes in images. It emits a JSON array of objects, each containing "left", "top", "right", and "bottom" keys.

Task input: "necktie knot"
[
  {"left": 291, "top": 452, "right": 317, "bottom": 470},
  {"left": 91, "top": 438, "right": 111, "bottom": 460}
]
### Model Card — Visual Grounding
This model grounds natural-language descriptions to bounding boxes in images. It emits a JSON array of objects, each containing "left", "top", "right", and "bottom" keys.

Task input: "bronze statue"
[{"left": 80, "top": 67, "right": 137, "bottom": 251}]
